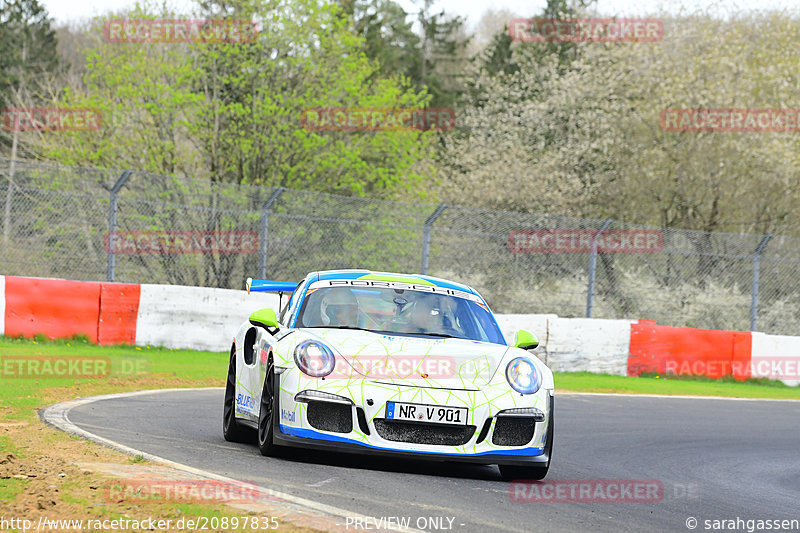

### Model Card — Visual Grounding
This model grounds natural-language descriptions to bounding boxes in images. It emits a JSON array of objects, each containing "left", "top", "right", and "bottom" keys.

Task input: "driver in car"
[
  {"left": 404, "top": 296, "right": 442, "bottom": 334},
  {"left": 320, "top": 289, "right": 361, "bottom": 327}
]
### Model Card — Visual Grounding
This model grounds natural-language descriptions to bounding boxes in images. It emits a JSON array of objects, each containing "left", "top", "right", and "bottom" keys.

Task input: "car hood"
[{"left": 301, "top": 328, "right": 511, "bottom": 390}]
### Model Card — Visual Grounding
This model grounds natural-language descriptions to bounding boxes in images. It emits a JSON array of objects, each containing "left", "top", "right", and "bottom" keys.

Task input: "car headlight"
[
  {"left": 505, "top": 357, "right": 541, "bottom": 395},
  {"left": 294, "top": 340, "right": 336, "bottom": 378}
]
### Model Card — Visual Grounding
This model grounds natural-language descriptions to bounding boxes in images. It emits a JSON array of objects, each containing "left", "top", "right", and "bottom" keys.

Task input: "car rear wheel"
[
  {"left": 257, "top": 355, "right": 276, "bottom": 456},
  {"left": 223, "top": 345, "right": 252, "bottom": 443}
]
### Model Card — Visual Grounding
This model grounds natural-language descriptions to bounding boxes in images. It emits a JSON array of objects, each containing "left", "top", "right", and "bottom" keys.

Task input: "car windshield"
[{"left": 295, "top": 286, "right": 505, "bottom": 344}]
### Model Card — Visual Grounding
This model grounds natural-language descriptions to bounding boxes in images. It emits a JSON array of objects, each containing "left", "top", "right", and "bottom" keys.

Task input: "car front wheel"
[
  {"left": 498, "top": 410, "right": 553, "bottom": 481},
  {"left": 257, "top": 355, "right": 276, "bottom": 456},
  {"left": 223, "top": 345, "right": 252, "bottom": 443}
]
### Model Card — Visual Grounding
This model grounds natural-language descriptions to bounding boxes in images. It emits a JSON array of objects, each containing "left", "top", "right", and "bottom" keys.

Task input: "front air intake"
[
  {"left": 374, "top": 419, "right": 476, "bottom": 446},
  {"left": 307, "top": 401, "right": 353, "bottom": 433},
  {"left": 491, "top": 417, "right": 536, "bottom": 446}
]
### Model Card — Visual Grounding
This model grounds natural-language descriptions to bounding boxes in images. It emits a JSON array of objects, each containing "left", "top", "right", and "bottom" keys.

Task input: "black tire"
[
  {"left": 223, "top": 345, "right": 252, "bottom": 443},
  {"left": 498, "top": 408, "right": 554, "bottom": 481},
  {"left": 257, "top": 354, "right": 276, "bottom": 456},
  {"left": 499, "top": 462, "right": 549, "bottom": 481}
]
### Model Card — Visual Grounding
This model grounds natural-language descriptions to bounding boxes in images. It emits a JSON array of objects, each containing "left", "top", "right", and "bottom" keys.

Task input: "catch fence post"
[
  {"left": 421, "top": 204, "right": 447, "bottom": 275},
  {"left": 259, "top": 188, "right": 284, "bottom": 279},
  {"left": 750, "top": 234, "right": 772, "bottom": 331},
  {"left": 106, "top": 170, "right": 132, "bottom": 282},
  {"left": 586, "top": 219, "right": 613, "bottom": 318}
]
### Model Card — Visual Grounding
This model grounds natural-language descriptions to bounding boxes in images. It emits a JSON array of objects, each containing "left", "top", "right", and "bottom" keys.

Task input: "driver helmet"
[{"left": 320, "top": 288, "right": 359, "bottom": 326}]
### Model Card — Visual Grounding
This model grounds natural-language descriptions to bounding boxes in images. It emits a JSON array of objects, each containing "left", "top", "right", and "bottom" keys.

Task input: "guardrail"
[{"left": 1, "top": 275, "right": 796, "bottom": 386}]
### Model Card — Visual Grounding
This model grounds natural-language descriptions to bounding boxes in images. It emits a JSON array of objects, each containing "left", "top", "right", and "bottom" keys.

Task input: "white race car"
[{"left": 223, "top": 270, "right": 554, "bottom": 480}]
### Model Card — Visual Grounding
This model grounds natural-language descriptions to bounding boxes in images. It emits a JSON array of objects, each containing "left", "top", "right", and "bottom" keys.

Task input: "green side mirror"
[
  {"left": 249, "top": 308, "right": 279, "bottom": 330},
  {"left": 514, "top": 329, "right": 539, "bottom": 350}
]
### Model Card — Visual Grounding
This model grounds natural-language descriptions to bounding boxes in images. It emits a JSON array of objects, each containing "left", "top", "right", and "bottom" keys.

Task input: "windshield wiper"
[{"left": 421, "top": 332, "right": 463, "bottom": 339}]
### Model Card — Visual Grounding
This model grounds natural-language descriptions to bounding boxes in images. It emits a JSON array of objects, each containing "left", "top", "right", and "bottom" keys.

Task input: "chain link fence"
[{"left": 2, "top": 158, "right": 799, "bottom": 335}]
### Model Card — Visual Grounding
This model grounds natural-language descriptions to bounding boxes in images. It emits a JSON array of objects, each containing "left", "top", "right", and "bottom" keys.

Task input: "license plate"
[{"left": 385, "top": 402, "right": 467, "bottom": 425}]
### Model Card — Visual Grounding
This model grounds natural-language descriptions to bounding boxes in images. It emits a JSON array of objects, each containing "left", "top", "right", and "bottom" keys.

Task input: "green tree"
[
  {"left": 338, "top": 0, "right": 420, "bottom": 84},
  {"left": 415, "top": 0, "right": 469, "bottom": 108},
  {"left": 337, "top": 0, "right": 469, "bottom": 108},
  {"left": 597, "top": 13, "right": 800, "bottom": 236},
  {"left": 42, "top": 0, "right": 434, "bottom": 198},
  {"left": 37, "top": 8, "right": 202, "bottom": 175},
  {"left": 192, "top": 0, "right": 433, "bottom": 196},
  {"left": 37, "top": 0, "right": 438, "bottom": 286},
  {"left": 0, "top": 0, "right": 60, "bottom": 148},
  {"left": 476, "top": 0, "right": 592, "bottom": 78}
]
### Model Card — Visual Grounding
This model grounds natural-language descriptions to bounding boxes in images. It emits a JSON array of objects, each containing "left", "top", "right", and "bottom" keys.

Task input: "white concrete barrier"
[
  {"left": 131, "top": 287, "right": 635, "bottom": 374},
  {"left": 128, "top": 284, "right": 638, "bottom": 374},
  {"left": 495, "top": 314, "right": 633, "bottom": 374},
  {"left": 543, "top": 317, "right": 635, "bottom": 375},
  {"left": 135, "top": 284, "right": 279, "bottom": 352},
  {"left": 750, "top": 332, "right": 800, "bottom": 387},
  {"left": 494, "top": 314, "right": 556, "bottom": 346}
]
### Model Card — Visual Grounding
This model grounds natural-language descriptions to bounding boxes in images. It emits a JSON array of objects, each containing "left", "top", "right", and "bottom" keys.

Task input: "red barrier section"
[
  {"left": 4, "top": 276, "right": 102, "bottom": 343},
  {"left": 3, "top": 276, "right": 142, "bottom": 345},
  {"left": 731, "top": 331, "right": 752, "bottom": 380},
  {"left": 628, "top": 320, "right": 752, "bottom": 380},
  {"left": 98, "top": 283, "right": 141, "bottom": 345}
]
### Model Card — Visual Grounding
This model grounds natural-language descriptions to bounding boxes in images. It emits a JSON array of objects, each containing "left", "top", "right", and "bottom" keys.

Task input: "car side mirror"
[
  {"left": 514, "top": 329, "right": 539, "bottom": 350},
  {"left": 249, "top": 308, "right": 279, "bottom": 330}
]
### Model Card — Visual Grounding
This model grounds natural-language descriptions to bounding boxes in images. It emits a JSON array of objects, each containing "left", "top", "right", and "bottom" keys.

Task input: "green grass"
[
  {"left": 556, "top": 371, "right": 800, "bottom": 399},
  {"left": 0, "top": 335, "right": 315, "bottom": 533},
  {"left": 0, "top": 478, "right": 28, "bottom": 500},
  {"left": 0, "top": 434, "right": 18, "bottom": 454},
  {"left": 0, "top": 334, "right": 227, "bottom": 420},
  {"left": 3, "top": 334, "right": 800, "bottom": 422}
]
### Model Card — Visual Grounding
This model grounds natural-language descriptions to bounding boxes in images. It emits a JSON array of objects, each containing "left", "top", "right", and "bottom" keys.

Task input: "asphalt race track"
[{"left": 63, "top": 389, "right": 800, "bottom": 533}]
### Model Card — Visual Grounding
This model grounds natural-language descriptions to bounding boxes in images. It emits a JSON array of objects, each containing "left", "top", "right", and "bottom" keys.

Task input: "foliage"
[
  {"left": 34, "top": 0, "right": 434, "bottom": 200},
  {"left": 0, "top": 0, "right": 61, "bottom": 153},
  {"left": 337, "top": 0, "right": 470, "bottom": 108},
  {"left": 439, "top": 10, "right": 800, "bottom": 237}
]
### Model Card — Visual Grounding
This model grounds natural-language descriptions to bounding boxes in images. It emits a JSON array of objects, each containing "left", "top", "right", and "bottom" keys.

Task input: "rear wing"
[{"left": 245, "top": 278, "right": 299, "bottom": 294}]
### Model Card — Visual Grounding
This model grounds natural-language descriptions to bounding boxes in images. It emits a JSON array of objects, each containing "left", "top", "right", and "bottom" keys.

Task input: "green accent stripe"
[{"left": 357, "top": 273, "right": 435, "bottom": 286}]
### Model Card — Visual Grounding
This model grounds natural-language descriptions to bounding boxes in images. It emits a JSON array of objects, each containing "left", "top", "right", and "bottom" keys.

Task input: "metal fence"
[{"left": 2, "top": 157, "right": 800, "bottom": 335}]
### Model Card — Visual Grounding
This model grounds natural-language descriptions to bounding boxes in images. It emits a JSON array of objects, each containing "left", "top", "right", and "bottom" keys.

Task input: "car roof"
[{"left": 308, "top": 269, "right": 478, "bottom": 295}]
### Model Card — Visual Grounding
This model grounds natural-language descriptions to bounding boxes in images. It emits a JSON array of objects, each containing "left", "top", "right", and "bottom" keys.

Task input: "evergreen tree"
[
  {"left": 338, "top": 0, "right": 469, "bottom": 108},
  {"left": 0, "top": 0, "right": 60, "bottom": 108}
]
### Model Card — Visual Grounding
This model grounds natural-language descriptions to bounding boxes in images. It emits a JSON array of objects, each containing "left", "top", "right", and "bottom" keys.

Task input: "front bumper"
[{"left": 273, "top": 423, "right": 552, "bottom": 467}]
